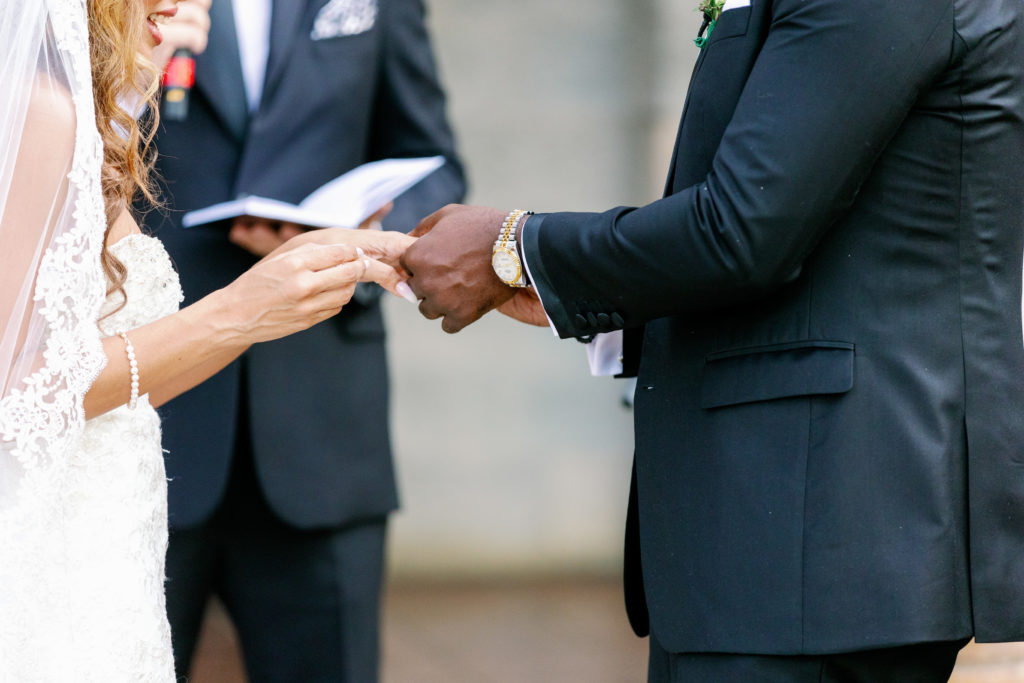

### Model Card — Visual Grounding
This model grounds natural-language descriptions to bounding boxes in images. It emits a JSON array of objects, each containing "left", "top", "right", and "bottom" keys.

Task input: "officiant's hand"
[
  {"left": 228, "top": 219, "right": 299, "bottom": 258},
  {"left": 401, "top": 204, "right": 516, "bottom": 333},
  {"left": 228, "top": 204, "right": 394, "bottom": 258}
]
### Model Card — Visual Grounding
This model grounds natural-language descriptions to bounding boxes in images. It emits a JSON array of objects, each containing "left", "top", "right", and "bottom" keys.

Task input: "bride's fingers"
[
  {"left": 281, "top": 243, "right": 358, "bottom": 272},
  {"left": 305, "top": 253, "right": 416, "bottom": 305},
  {"left": 304, "top": 290, "right": 354, "bottom": 320},
  {"left": 358, "top": 258, "right": 418, "bottom": 303},
  {"left": 347, "top": 231, "right": 416, "bottom": 266},
  {"left": 304, "top": 254, "right": 390, "bottom": 298},
  {"left": 278, "top": 228, "right": 412, "bottom": 266}
]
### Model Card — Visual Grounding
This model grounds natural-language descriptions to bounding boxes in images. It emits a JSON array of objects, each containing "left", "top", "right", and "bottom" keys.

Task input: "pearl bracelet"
[{"left": 118, "top": 331, "right": 140, "bottom": 410}]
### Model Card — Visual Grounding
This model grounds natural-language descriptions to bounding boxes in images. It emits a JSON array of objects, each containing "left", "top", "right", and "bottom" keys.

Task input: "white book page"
[
  {"left": 300, "top": 156, "right": 445, "bottom": 226},
  {"left": 181, "top": 196, "right": 337, "bottom": 229},
  {"left": 181, "top": 156, "right": 445, "bottom": 229}
]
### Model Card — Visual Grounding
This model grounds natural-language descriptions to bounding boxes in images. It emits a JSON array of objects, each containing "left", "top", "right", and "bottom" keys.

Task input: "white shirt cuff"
[
  {"left": 519, "top": 218, "right": 624, "bottom": 376},
  {"left": 586, "top": 331, "right": 624, "bottom": 376}
]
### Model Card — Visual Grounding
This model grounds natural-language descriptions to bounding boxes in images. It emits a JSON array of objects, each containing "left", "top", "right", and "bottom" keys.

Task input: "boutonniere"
[{"left": 695, "top": 0, "right": 725, "bottom": 48}]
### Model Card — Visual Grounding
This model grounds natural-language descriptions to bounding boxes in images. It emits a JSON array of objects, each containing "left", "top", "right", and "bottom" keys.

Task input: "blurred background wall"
[
  {"left": 382, "top": 0, "right": 699, "bottom": 580},
  {"left": 186, "top": 6, "right": 706, "bottom": 679},
  {"left": 188, "top": 5, "right": 1024, "bottom": 680}
]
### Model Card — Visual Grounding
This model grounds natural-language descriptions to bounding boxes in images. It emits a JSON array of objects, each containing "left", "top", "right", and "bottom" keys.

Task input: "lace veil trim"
[{"left": 0, "top": 0, "right": 108, "bottom": 487}]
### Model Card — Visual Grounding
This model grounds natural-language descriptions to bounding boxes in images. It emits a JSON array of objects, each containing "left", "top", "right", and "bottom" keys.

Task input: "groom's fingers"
[
  {"left": 414, "top": 292, "right": 479, "bottom": 333},
  {"left": 410, "top": 203, "right": 460, "bottom": 237},
  {"left": 410, "top": 279, "right": 444, "bottom": 321},
  {"left": 440, "top": 307, "right": 482, "bottom": 334},
  {"left": 441, "top": 314, "right": 468, "bottom": 334},
  {"left": 405, "top": 272, "right": 470, "bottom": 328},
  {"left": 417, "top": 298, "right": 443, "bottom": 321}
]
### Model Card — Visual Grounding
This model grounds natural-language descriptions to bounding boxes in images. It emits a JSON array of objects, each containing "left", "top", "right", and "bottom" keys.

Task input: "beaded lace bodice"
[
  {"left": 0, "top": 234, "right": 183, "bottom": 681},
  {"left": 98, "top": 234, "right": 184, "bottom": 334}
]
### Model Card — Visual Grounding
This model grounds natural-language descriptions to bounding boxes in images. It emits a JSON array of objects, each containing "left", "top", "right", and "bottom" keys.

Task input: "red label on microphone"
[{"left": 163, "top": 55, "right": 195, "bottom": 89}]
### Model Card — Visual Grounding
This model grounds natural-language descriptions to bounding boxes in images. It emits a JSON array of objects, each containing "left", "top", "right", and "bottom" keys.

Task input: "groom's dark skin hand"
[{"left": 401, "top": 204, "right": 516, "bottom": 333}]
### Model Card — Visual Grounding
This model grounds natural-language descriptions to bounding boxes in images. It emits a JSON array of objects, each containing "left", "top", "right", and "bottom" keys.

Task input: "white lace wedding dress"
[
  {"left": 0, "top": 0, "right": 182, "bottom": 678},
  {"left": 0, "top": 235, "right": 183, "bottom": 682}
]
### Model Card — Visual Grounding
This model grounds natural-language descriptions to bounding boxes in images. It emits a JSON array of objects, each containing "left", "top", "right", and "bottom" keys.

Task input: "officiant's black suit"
[
  {"left": 523, "top": 0, "right": 1024, "bottom": 676},
  {"left": 146, "top": 0, "right": 463, "bottom": 679}
]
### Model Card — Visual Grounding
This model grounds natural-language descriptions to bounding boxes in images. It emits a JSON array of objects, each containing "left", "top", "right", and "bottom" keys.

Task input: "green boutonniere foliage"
[{"left": 695, "top": 0, "right": 725, "bottom": 48}]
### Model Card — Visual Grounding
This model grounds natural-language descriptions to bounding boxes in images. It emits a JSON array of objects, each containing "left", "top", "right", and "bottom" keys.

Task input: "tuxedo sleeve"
[
  {"left": 521, "top": 0, "right": 954, "bottom": 340},
  {"left": 368, "top": 0, "right": 466, "bottom": 232}
]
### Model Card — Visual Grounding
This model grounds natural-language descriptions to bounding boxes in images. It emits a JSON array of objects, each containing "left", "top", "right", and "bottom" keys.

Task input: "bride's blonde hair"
[{"left": 87, "top": 0, "right": 163, "bottom": 297}]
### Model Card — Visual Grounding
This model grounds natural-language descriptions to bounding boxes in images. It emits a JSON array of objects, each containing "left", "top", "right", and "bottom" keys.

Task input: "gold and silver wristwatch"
[{"left": 491, "top": 209, "right": 533, "bottom": 287}]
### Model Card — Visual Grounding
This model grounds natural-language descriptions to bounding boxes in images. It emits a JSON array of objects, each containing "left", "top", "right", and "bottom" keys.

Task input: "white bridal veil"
[{"left": 0, "top": 0, "right": 108, "bottom": 497}]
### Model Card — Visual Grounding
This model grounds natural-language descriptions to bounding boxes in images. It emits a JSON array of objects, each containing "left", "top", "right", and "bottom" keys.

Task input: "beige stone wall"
[{"left": 384, "top": 0, "right": 698, "bottom": 577}]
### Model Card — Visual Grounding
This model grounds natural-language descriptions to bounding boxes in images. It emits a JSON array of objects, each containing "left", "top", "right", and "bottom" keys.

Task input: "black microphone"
[{"left": 162, "top": 48, "right": 195, "bottom": 121}]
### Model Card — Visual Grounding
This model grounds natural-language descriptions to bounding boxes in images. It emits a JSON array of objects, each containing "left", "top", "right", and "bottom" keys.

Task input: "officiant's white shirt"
[{"left": 232, "top": 0, "right": 272, "bottom": 112}]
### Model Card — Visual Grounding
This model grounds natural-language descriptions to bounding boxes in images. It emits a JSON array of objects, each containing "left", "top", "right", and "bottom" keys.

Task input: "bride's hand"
[
  {"left": 266, "top": 227, "right": 416, "bottom": 270},
  {"left": 211, "top": 242, "right": 404, "bottom": 345}
]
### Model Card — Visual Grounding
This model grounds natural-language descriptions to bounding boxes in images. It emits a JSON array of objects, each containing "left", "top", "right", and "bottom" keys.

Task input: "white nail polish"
[
  {"left": 363, "top": 258, "right": 371, "bottom": 270},
  {"left": 356, "top": 247, "right": 365, "bottom": 258},
  {"left": 396, "top": 281, "right": 418, "bottom": 304}
]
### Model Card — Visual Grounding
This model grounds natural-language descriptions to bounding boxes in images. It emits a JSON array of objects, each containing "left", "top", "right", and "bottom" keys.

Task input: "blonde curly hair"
[{"left": 87, "top": 0, "right": 163, "bottom": 297}]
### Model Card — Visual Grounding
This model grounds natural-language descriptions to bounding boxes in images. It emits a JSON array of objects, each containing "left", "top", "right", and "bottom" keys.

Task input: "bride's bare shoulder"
[{"left": 22, "top": 74, "right": 76, "bottom": 159}]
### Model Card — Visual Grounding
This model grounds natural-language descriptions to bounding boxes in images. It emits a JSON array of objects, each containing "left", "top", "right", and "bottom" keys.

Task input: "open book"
[{"left": 181, "top": 156, "right": 446, "bottom": 229}]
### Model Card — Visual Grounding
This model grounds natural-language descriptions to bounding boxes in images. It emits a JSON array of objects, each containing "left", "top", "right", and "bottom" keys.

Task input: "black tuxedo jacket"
[
  {"left": 149, "top": 0, "right": 464, "bottom": 530},
  {"left": 524, "top": 0, "right": 1024, "bottom": 655}
]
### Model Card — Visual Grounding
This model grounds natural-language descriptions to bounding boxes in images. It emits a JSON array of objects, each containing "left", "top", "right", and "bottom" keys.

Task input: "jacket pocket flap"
[
  {"left": 700, "top": 341, "right": 855, "bottom": 409},
  {"left": 707, "top": 5, "right": 751, "bottom": 43}
]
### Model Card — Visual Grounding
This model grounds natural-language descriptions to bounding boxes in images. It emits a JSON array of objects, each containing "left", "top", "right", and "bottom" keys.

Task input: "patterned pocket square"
[{"left": 311, "top": 0, "right": 378, "bottom": 40}]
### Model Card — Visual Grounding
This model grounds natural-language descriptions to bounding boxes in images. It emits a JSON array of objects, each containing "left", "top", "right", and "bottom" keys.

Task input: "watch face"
[{"left": 491, "top": 248, "right": 522, "bottom": 284}]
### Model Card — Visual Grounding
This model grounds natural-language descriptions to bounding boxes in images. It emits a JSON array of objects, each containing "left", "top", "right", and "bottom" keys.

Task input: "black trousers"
[
  {"left": 648, "top": 633, "right": 969, "bottom": 683},
  {"left": 165, "top": 407, "right": 387, "bottom": 683}
]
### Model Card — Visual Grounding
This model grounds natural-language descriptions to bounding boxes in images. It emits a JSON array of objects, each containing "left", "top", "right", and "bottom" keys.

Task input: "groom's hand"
[{"left": 401, "top": 205, "right": 516, "bottom": 333}]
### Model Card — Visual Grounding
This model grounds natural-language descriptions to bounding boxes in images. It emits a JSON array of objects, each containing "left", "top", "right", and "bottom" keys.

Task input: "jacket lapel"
[
  {"left": 663, "top": 2, "right": 762, "bottom": 195},
  {"left": 663, "top": 52, "right": 710, "bottom": 196},
  {"left": 260, "top": 0, "right": 309, "bottom": 107},
  {"left": 195, "top": 0, "right": 249, "bottom": 140}
]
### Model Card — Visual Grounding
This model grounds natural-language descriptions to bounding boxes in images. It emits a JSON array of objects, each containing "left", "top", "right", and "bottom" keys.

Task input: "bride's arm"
[
  {"left": 2, "top": 81, "right": 411, "bottom": 420},
  {"left": 85, "top": 211, "right": 408, "bottom": 418}
]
